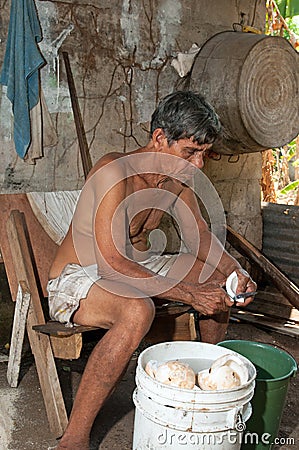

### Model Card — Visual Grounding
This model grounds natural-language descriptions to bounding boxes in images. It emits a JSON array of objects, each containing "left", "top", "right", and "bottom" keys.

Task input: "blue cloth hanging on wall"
[{"left": 0, "top": 0, "right": 46, "bottom": 159}]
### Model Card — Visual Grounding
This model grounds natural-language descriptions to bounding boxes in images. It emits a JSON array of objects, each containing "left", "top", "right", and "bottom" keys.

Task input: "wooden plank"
[
  {"left": 231, "top": 310, "right": 299, "bottom": 338},
  {"left": 155, "top": 304, "right": 191, "bottom": 317},
  {"left": 245, "top": 301, "right": 299, "bottom": 323},
  {"left": 145, "top": 312, "right": 194, "bottom": 343},
  {"left": 226, "top": 225, "right": 299, "bottom": 310},
  {"left": 33, "top": 323, "right": 89, "bottom": 359},
  {"left": 189, "top": 313, "right": 198, "bottom": 341},
  {"left": 6, "top": 210, "right": 68, "bottom": 437},
  {"left": 252, "top": 289, "right": 299, "bottom": 321},
  {"left": 245, "top": 294, "right": 299, "bottom": 323},
  {"left": 33, "top": 321, "right": 100, "bottom": 336},
  {"left": 0, "top": 193, "right": 58, "bottom": 299},
  {"left": 256, "top": 288, "right": 293, "bottom": 306},
  {"left": 62, "top": 52, "right": 92, "bottom": 179},
  {"left": 50, "top": 334, "right": 83, "bottom": 360},
  {"left": 7, "top": 282, "right": 31, "bottom": 388}
]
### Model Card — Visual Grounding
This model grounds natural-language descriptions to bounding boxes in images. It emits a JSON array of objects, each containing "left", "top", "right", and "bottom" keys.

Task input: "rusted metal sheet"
[{"left": 262, "top": 202, "right": 299, "bottom": 287}]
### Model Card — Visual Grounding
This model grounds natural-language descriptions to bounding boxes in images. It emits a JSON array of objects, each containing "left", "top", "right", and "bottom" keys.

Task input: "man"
[{"left": 48, "top": 91, "right": 256, "bottom": 449}]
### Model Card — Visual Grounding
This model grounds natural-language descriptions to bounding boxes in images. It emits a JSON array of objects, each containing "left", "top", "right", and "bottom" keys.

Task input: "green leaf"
[
  {"left": 280, "top": 180, "right": 299, "bottom": 194},
  {"left": 277, "top": 0, "right": 299, "bottom": 18}
]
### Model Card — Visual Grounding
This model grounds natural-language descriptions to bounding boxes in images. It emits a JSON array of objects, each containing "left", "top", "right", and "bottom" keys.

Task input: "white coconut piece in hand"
[
  {"left": 197, "top": 354, "right": 248, "bottom": 390},
  {"left": 226, "top": 271, "right": 239, "bottom": 301},
  {"left": 145, "top": 359, "right": 196, "bottom": 389}
]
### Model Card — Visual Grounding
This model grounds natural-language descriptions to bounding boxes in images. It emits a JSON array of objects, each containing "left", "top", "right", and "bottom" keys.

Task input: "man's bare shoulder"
[{"left": 87, "top": 152, "right": 125, "bottom": 178}]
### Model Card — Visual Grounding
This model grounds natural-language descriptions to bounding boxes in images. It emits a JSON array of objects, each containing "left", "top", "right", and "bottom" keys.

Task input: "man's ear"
[{"left": 152, "top": 128, "right": 166, "bottom": 150}]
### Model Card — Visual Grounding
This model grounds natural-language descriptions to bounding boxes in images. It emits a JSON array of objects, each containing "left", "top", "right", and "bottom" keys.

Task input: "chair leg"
[
  {"left": 7, "top": 282, "right": 31, "bottom": 388},
  {"left": 26, "top": 302, "right": 68, "bottom": 437}
]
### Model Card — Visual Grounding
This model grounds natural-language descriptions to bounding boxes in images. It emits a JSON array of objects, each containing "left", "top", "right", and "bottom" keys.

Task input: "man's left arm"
[{"left": 174, "top": 185, "right": 256, "bottom": 305}]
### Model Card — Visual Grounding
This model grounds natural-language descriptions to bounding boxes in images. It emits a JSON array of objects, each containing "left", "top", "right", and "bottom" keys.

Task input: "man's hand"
[
  {"left": 187, "top": 282, "right": 232, "bottom": 316},
  {"left": 233, "top": 268, "right": 257, "bottom": 307}
]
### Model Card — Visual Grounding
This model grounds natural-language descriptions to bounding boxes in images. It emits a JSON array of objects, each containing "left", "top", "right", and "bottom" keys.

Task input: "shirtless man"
[{"left": 48, "top": 91, "right": 256, "bottom": 449}]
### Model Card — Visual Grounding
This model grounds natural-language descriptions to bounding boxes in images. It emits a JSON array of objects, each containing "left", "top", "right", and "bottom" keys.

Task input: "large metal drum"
[{"left": 190, "top": 31, "right": 299, "bottom": 154}]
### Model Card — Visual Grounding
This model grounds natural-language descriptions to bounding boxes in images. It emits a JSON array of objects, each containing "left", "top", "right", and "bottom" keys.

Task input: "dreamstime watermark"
[
  {"left": 156, "top": 428, "right": 296, "bottom": 447},
  {"left": 72, "top": 152, "right": 227, "bottom": 297}
]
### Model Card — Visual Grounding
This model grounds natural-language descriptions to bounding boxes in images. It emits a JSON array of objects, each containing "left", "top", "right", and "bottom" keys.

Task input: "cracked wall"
[{"left": 0, "top": 0, "right": 265, "bottom": 246}]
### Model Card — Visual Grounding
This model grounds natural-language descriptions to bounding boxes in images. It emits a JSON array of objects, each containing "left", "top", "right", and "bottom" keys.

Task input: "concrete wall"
[
  {"left": 204, "top": 153, "right": 263, "bottom": 247},
  {"left": 0, "top": 0, "right": 265, "bottom": 247}
]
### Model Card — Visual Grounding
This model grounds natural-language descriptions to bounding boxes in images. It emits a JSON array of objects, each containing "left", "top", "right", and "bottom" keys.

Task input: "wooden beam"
[
  {"left": 244, "top": 291, "right": 299, "bottom": 323},
  {"left": 231, "top": 309, "right": 299, "bottom": 338},
  {"left": 62, "top": 51, "right": 92, "bottom": 179},
  {"left": 33, "top": 321, "right": 100, "bottom": 337},
  {"left": 6, "top": 210, "right": 68, "bottom": 437},
  {"left": 0, "top": 193, "right": 58, "bottom": 300},
  {"left": 50, "top": 334, "right": 82, "bottom": 360},
  {"left": 188, "top": 313, "right": 198, "bottom": 341},
  {"left": 7, "top": 282, "right": 31, "bottom": 388},
  {"left": 226, "top": 225, "right": 299, "bottom": 310}
]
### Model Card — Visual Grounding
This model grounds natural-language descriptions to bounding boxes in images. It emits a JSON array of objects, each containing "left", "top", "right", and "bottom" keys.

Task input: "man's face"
[
  {"left": 159, "top": 137, "right": 212, "bottom": 182},
  {"left": 152, "top": 129, "right": 214, "bottom": 181},
  {"left": 166, "top": 138, "right": 212, "bottom": 169}
]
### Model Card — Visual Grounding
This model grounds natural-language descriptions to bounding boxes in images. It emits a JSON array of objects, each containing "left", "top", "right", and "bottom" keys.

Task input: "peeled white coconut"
[
  {"left": 226, "top": 271, "right": 240, "bottom": 301},
  {"left": 197, "top": 354, "right": 248, "bottom": 391},
  {"left": 226, "top": 270, "right": 251, "bottom": 304},
  {"left": 145, "top": 359, "right": 196, "bottom": 389}
]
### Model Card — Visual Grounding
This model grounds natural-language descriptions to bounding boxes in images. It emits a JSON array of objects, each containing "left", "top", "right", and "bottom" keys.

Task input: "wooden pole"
[
  {"left": 62, "top": 51, "right": 92, "bottom": 179},
  {"left": 226, "top": 225, "right": 299, "bottom": 310},
  {"left": 7, "top": 282, "right": 31, "bottom": 387}
]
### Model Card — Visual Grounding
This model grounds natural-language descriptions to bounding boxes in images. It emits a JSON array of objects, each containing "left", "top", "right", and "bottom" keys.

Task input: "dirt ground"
[{"left": 0, "top": 262, "right": 298, "bottom": 450}]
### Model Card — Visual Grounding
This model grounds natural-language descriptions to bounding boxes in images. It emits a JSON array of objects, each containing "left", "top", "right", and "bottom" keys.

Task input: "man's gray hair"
[{"left": 150, "top": 91, "right": 222, "bottom": 146}]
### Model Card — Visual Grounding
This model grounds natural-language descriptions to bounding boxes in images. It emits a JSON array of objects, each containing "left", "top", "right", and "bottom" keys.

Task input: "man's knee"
[{"left": 121, "top": 297, "right": 155, "bottom": 334}]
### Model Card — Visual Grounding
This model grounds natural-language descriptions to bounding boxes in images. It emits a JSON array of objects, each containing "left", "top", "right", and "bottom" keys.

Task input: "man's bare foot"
[{"left": 53, "top": 438, "right": 89, "bottom": 450}]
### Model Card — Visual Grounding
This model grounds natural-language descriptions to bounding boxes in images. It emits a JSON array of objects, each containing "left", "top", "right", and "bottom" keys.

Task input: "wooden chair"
[
  {"left": 5, "top": 209, "right": 69, "bottom": 437},
  {"left": 2, "top": 201, "right": 198, "bottom": 437},
  {"left": 5, "top": 209, "right": 103, "bottom": 436}
]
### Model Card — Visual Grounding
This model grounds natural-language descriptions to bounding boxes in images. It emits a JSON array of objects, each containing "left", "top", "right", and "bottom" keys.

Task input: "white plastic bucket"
[{"left": 132, "top": 341, "right": 256, "bottom": 450}]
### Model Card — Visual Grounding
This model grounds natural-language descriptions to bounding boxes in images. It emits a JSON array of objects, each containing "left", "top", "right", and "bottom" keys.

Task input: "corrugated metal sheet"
[{"left": 262, "top": 202, "right": 299, "bottom": 287}]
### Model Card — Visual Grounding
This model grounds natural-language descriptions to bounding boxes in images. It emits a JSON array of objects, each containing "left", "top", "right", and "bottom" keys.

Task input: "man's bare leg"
[
  {"left": 167, "top": 253, "right": 229, "bottom": 344},
  {"left": 56, "top": 283, "right": 155, "bottom": 450},
  {"left": 198, "top": 311, "right": 230, "bottom": 344}
]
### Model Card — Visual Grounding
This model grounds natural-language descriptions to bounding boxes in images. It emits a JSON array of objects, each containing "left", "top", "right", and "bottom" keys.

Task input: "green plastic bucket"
[{"left": 217, "top": 340, "right": 297, "bottom": 450}]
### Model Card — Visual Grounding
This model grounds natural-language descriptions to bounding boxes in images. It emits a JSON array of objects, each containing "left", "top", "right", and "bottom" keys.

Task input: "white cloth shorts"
[{"left": 47, "top": 254, "right": 177, "bottom": 325}]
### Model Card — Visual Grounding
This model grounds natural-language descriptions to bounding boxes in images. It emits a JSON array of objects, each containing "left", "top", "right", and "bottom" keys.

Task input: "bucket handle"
[
  {"left": 291, "top": 362, "right": 298, "bottom": 378},
  {"left": 235, "top": 413, "right": 246, "bottom": 432}
]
